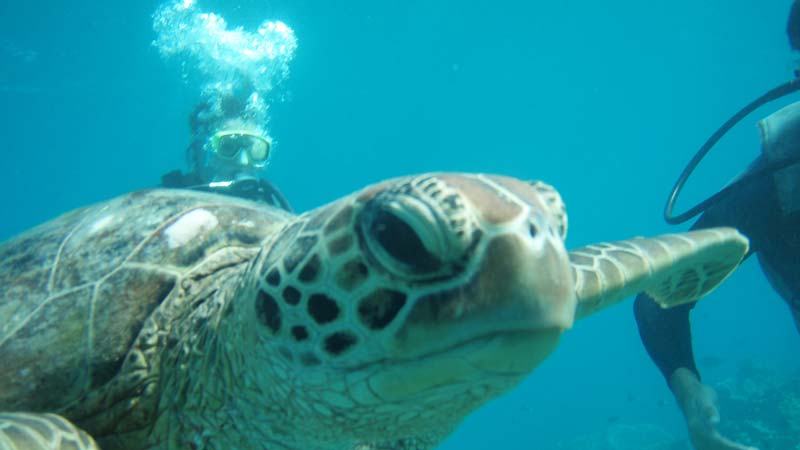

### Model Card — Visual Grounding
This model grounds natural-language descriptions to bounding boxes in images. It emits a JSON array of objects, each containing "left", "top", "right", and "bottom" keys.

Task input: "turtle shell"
[{"left": 0, "top": 189, "right": 289, "bottom": 416}]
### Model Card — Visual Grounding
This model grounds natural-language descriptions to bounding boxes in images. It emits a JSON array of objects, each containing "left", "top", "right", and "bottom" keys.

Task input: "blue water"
[{"left": 1, "top": 1, "right": 797, "bottom": 448}]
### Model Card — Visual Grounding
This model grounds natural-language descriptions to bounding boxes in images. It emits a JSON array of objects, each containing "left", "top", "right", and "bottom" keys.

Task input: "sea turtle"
[{"left": 0, "top": 173, "right": 748, "bottom": 450}]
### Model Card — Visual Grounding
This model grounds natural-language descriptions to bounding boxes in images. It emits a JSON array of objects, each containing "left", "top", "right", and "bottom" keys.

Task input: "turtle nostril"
[{"left": 528, "top": 223, "right": 538, "bottom": 238}]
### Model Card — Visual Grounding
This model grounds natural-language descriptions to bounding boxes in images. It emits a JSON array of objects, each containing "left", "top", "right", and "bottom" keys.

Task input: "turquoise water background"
[{"left": 1, "top": 0, "right": 797, "bottom": 448}]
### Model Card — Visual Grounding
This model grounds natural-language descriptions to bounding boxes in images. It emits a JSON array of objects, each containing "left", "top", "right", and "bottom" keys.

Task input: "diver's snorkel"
[{"left": 664, "top": 77, "right": 800, "bottom": 224}]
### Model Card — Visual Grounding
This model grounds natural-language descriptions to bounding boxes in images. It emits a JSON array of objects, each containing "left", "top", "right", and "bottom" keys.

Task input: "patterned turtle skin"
[{"left": 0, "top": 173, "right": 748, "bottom": 450}]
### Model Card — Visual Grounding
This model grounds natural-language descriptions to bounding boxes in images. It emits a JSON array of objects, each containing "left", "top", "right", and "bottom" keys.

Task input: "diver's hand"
[{"left": 668, "top": 368, "right": 758, "bottom": 450}]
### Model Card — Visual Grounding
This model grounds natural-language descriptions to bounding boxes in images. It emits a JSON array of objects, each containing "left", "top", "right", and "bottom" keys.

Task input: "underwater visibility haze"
[{"left": 0, "top": 0, "right": 798, "bottom": 448}]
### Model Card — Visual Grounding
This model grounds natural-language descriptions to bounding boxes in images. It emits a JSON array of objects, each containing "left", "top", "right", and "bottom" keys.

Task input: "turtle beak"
[
  {"left": 468, "top": 227, "right": 577, "bottom": 333},
  {"left": 372, "top": 227, "right": 577, "bottom": 401}
]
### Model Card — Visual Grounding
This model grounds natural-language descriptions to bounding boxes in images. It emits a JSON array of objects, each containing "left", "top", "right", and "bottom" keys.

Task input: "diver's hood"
[{"left": 759, "top": 101, "right": 800, "bottom": 214}]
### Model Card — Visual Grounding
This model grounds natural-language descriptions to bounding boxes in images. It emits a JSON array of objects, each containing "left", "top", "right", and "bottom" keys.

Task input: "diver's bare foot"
[{"left": 668, "top": 368, "right": 758, "bottom": 450}]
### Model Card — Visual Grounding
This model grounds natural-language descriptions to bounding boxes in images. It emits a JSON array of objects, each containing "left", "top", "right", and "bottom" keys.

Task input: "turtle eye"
[{"left": 363, "top": 202, "right": 442, "bottom": 276}]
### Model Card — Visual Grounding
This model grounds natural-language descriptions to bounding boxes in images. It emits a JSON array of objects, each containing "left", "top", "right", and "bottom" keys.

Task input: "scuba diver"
[
  {"left": 634, "top": 2, "right": 800, "bottom": 450},
  {"left": 161, "top": 98, "right": 293, "bottom": 211},
  {"left": 153, "top": 0, "right": 297, "bottom": 211}
]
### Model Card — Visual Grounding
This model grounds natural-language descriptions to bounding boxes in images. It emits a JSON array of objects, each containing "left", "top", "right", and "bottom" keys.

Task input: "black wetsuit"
[
  {"left": 633, "top": 155, "right": 800, "bottom": 380},
  {"left": 161, "top": 169, "right": 293, "bottom": 212}
]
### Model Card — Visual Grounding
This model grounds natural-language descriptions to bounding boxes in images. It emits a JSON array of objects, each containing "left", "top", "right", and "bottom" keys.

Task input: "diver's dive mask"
[{"left": 208, "top": 130, "right": 271, "bottom": 167}]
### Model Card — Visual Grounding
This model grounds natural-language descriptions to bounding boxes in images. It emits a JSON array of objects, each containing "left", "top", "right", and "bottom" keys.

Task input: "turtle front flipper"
[
  {"left": 0, "top": 412, "right": 99, "bottom": 450},
  {"left": 571, "top": 227, "right": 749, "bottom": 320}
]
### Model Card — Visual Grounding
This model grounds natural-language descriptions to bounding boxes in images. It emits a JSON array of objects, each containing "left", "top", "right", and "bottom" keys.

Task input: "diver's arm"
[{"left": 633, "top": 295, "right": 699, "bottom": 379}]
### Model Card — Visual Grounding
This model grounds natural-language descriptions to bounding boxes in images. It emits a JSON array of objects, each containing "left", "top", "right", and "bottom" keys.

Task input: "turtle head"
[{"left": 239, "top": 173, "right": 576, "bottom": 446}]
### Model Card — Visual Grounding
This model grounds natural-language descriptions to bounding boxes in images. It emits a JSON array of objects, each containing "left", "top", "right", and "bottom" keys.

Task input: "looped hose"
[{"left": 664, "top": 78, "right": 800, "bottom": 224}]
